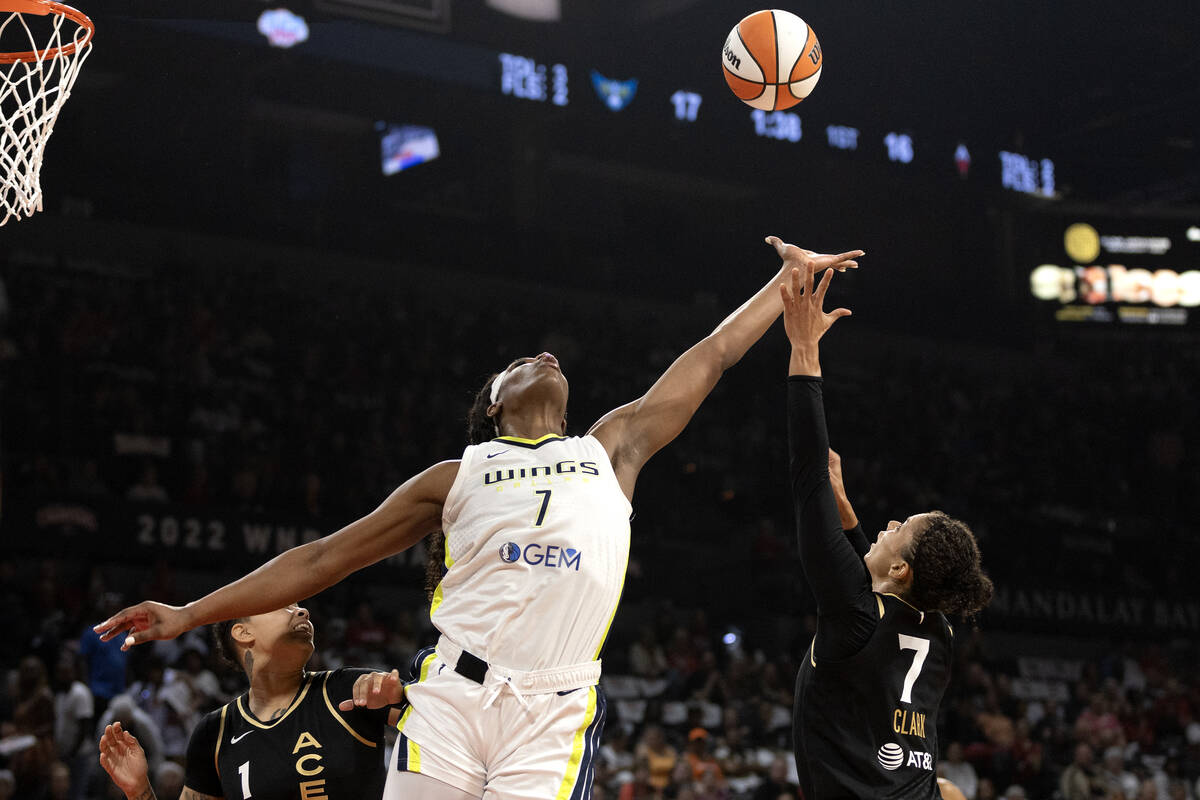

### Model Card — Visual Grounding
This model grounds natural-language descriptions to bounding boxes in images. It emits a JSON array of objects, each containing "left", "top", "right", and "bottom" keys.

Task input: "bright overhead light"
[
  {"left": 257, "top": 8, "right": 309, "bottom": 48},
  {"left": 1186, "top": 226, "right": 1200, "bottom": 242}
]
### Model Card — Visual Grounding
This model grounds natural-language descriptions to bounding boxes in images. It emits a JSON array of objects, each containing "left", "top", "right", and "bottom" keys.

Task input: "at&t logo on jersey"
[
  {"left": 877, "top": 743, "right": 904, "bottom": 771},
  {"left": 498, "top": 542, "right": 582, "bottom": 570},
  {"left": 877, "top": 743, "right": 932, "bottom": 772}
]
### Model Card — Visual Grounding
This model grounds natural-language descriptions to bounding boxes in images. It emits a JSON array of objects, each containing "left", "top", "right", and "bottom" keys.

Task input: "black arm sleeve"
[
  {"left": 183, "top": 709, "right": 225, "bottom": 797},
  {"left": 845, "top": 523, "right": 871, "bottom": 559},
  {"left": 788, "top": 377, "right": 878, "bottom": 661}
]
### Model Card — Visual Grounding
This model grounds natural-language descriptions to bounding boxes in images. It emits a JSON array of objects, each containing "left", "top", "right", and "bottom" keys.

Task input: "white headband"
[{"left": 490, "top": 369, "right": 508, "bottom": 405}]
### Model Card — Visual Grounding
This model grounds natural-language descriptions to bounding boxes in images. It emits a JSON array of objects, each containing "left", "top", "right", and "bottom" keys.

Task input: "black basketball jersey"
[
  {"left": 793, "top": 593, "right": 954, "bottom": 800},
  {"left": 184, "top": 669, "right": 389, "bottom": 800}
]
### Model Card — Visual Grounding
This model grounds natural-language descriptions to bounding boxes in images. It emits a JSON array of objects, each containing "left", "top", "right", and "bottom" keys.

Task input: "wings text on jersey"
[{"left": 484, "top": 460, "right": 600, "bottom": 485}]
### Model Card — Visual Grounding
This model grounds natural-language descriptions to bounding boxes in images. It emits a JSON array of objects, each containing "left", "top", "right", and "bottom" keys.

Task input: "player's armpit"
[{"left": 180, "top": 787, "right": 224, "bottom": 800}]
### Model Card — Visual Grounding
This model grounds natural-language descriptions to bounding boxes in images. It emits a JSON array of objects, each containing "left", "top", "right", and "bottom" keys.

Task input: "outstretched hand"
[
  {"left": 339, "top": 669, "right": 405, "bottom": 711},
  {"left": 765, "top": 236, "right": 864, "bottom": 274},
  {"left": 781, "top": 263, "right": 851, "bottom": 343},
  {"left": 93, "top": 601, "right": 190, "bottom": 651},
  {"left": 99, "top": 722, "right": 150, "bottom": 798}
]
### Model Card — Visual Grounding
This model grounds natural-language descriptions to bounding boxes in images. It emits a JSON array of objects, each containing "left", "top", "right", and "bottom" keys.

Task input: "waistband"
[{"left": 435, "top": 635, "right": 602, "bottom": 694}]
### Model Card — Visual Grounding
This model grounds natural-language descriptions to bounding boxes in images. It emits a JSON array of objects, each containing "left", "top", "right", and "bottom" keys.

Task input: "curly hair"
[
  {"left": 902, "top": 511, "right": 993, "bottom": 618},
  {"left": 211, "top": 618, "right": 249, "bottom": 674}
]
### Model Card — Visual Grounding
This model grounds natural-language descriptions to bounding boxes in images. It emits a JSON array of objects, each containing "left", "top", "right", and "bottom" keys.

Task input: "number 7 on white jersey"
[{"left": 897, "top": 634, "right": 929, "bottom": 704}]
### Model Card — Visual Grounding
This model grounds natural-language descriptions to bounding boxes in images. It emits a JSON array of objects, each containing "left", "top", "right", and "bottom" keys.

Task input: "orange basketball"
[
  {"left": 721, "top": 9, "right": 822, "bottom": 111},
  {"left": 937, "top": 778, "right": 968, "bottom": 800}
]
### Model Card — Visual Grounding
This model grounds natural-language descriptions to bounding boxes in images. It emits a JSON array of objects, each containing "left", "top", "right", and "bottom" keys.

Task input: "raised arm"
[
  {"left": 828, "top": 448, "right": 870, "bottom": 557},
  {"left": 782, "top": 265, "right": 877, "bottom": 661},
  {"left": 95, "top": 460, "right": 459, "bottom": 649},
  {"left": 590, "top": 237, "right": 862, "bottom": 497}
]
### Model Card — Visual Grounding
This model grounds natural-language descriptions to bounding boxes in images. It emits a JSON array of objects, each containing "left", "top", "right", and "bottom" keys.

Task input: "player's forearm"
[
  {"left": 707, "top": 264, "right": 790, "bottom": 371},
  {"left": 831, "top": 484, "right": 859, "bottom": 530},
  {"left": 789, "top": 343, "right": 821, "bottom": 377},
  {"left": 183, "top": 537, "right": 344, "bottom": 628},
  {"left": 788, "top": 377, "right": 867, "bottom": 608}
]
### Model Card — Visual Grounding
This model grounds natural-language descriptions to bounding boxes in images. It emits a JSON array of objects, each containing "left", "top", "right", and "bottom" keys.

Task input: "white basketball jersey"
[{"left": 433, "top": 434, "right": 631, "bottom": 673}]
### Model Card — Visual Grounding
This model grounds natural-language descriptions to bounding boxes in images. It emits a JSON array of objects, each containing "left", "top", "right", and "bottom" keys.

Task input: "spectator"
[
  {"left": 154, "top": 761, "right": 185, "bottom": 800},
  {"left": 45, "top": 761, "right": 70, "bottom": 800},
  {"left": 78, "top": 595, "right": 129, "bottom": 718},
  {"left": 752, "top": 756, "right": 797, "bottom": 800},
  {"left": 635, "top": 725, "right": 677, "bottom": 792},
  {"left": 617, "top": 760, "right": 655, "bottom": 800},
  {"left": 10, "top": 656, "right": 56, "bottom": 792},
  {"left": 1059, "top": 742, "right": 1104, "bottom": 800},
  {"left": 630, "top": 626, "right": 669, "bottom": 679},
  {"left": 1099, "top": 746, "right": 1138, "bottom": 798},
  {"left": 941, "top": 742, "right": 979, "bottom": 800},
  {"left": 174, "top": 640, "right": 222, "bottom": 712},
  {"left": 51, "top": 650, "right": 94, "bottom": 800},
  {"left": 344, "top": 601, "right": 387, "bottom": 660},
  {"left": 95, "top": 696, "right": 164, "bottom": 778},
  {"left": 684, "top": 728, "right": 724, "bottom": 785}
]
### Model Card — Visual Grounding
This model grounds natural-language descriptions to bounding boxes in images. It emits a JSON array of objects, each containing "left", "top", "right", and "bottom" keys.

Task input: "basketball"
[{"left": 721, "top": 9, "right": 822, "bottom": 111}]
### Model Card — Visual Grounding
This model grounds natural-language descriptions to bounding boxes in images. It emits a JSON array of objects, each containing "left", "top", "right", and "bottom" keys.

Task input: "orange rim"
[{"left": 0, "top": 0, "right": 93, "bottom": 65}]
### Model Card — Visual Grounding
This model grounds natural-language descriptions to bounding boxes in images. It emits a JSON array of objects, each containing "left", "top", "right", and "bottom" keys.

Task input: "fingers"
[
  {"left": 121, "top": 627, "right": 158, "bottom": 652},
  {"left": 803, "top": 257, "right": 815, "bottom": 297},
  {"left": 765, "top": 235, "right": 786, "bottom": 258},
  {"left": 828, "top": 308, "right": 853, "bottom": 322},
  {"left": 341, "top": 670, "right": 407, "bottom": 710},
  {"left": 94, "top": 608, "right": 136, "bottom": 641},
  {"left": 814, "top": 267, "right": 835, "bottom": 305}
]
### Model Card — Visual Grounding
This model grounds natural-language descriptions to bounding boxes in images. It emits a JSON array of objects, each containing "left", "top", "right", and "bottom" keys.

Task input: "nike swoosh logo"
[
  {"left": 231, "top": 731, "right": 255, "bottom": 744},
  {"left": 486, "top": 450, "right": 510, "bottom": 459}
]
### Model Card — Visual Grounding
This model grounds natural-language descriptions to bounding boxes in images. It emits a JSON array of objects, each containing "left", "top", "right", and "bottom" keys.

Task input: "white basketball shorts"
[{"left": 384, "top": 643, "right": 607, "bottom": 800}]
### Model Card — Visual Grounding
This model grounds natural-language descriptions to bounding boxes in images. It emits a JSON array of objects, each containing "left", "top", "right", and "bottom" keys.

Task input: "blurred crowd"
[
  {"left": 1, "top": 559, "right": 1199, "bottom": 800},
  {"left": 1, "top": 249, "right": 1198, "bottom": 799}
]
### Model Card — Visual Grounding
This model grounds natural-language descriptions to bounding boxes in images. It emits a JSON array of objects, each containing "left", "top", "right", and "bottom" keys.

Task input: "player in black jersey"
[
  {"left": 776, "top": 255, "right": 993, "bottom": 800},
  {"left": 99, "top": 604, "right": 407, "bottom": 800}
]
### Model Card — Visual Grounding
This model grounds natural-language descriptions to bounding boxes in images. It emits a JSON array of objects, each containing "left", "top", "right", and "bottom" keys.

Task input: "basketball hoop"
[{"left": 0, "top": 0, "right": 93, "bottom": 225}]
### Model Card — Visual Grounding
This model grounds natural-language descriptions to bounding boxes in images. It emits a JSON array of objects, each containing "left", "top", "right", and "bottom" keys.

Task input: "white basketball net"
[{"left": 0, "top": 4, "right": 91, "bottom": 225}]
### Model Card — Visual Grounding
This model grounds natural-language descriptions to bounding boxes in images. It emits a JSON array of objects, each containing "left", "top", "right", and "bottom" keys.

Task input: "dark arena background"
[{"left": 2, "top": 1, "right": 1199, "bottom": 798}]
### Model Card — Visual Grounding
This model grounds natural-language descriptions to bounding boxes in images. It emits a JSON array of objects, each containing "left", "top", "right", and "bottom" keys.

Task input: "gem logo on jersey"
[
  {"left": 498, "top": 541, "right": 582, "bottom": 570},
  {"left": 877, "top": 743, "right": 904, "bottom": 771}
]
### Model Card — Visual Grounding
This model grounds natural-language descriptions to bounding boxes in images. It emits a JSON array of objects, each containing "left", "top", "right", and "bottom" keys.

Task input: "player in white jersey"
[{"left": 95, "top": 237, "right": 863, "bottom": 800}]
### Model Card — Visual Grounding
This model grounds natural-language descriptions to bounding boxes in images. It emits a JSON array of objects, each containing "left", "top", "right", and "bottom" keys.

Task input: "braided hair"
[
  {"left": 466, "top": 373, "right": 502, "bottom": 446},
  {"left": 902, "top": 511, "right": 993, "bottom": 618}
]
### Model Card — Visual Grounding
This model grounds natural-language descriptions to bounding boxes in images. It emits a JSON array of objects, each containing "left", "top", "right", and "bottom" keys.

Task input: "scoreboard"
[{"left": 1024, "top": 214, "right": 1200, "bottom": 327}]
